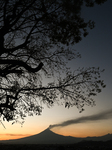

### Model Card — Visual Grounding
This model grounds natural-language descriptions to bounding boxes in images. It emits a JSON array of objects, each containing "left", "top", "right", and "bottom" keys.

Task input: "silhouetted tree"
[{"left": 0, "top": 0, "right": 106, "bottom": 124}]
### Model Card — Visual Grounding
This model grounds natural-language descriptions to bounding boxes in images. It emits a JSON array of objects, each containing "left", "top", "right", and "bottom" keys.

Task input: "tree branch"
[{"left": 0, "top": 59, "right": 43, "bottom": 73}]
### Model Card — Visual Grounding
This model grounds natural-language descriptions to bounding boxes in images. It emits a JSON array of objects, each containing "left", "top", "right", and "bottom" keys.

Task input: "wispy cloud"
[
  {"left": 0, "top": 133, "right": 31, "bottom": 137},
  {"left": 49, "top": 109, "right": 112, "bottom": 129}
]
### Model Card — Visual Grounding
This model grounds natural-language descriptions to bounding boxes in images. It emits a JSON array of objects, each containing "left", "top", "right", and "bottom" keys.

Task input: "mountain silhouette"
[
  {"left": 0, "top": 128, "right": 112, "bottom": 144},
  {"left": 85, "top": 133, "right": 112, "bottom": 141},
  {"left": 0, "top": 128, "right": 80, "bottom": 144}
]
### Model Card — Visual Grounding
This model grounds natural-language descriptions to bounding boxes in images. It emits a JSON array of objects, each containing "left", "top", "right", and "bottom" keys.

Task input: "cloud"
[
  {"left": 49, "top": 109, "right": 112, "bottom": 129},
  {"left": 0, "top": 133, "right": 31, "bottom": 137}
]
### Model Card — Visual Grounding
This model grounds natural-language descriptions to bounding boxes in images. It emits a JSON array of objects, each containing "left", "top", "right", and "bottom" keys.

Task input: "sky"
[{"left": 0, "top": 0, "right": 112, "bottom": 140}]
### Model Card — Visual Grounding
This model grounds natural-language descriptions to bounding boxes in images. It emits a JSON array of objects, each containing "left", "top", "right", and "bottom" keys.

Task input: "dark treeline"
[{"left": 0, "top": 140, "right": 112, "bottom": 150}]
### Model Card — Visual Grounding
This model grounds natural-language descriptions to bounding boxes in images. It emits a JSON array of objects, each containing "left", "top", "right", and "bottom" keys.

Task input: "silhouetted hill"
[
  {"left": 0, "top": 128, "right": 80, "bottom": 144},
  {"left": 85, "top": 133, "right": 112, "bottom": 141},
  {"left": 0, "top": 128, "right": 112, "bottom": 144}
]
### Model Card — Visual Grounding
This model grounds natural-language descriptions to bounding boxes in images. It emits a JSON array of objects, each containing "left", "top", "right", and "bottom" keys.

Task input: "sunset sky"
[{"left": 0, "top": 0, "right": 112, "bottom": 140}]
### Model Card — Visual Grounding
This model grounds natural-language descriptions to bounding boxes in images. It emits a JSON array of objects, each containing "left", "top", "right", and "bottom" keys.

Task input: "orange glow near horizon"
[
  {"left": 55, "top": 129, "right": 112, "bottom": 138},
  {"left": 0, "top": 129, "right": 112, "bottom": 141},
  {"left": 0, "top": 123, "right": 112, "bottom": 141},
  {"left": 0, "top": 106, "right": 112, "bottom": 141},
  {"left": 0, "top": 134, "right": 32, "bottom": 140}
]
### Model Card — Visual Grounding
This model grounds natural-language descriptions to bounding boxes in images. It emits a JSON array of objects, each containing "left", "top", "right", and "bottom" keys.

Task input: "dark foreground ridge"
[
  {"left": 0, "top": 141, "right": 112, "bottom": 150},
  {"left": 0, "top": 128, "right": 112, "bottom": 145}
]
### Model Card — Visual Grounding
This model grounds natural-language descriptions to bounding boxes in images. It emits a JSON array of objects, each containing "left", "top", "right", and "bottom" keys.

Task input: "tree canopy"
[{"left": 0, "top": 0, "right": 106, "bottom": 124}]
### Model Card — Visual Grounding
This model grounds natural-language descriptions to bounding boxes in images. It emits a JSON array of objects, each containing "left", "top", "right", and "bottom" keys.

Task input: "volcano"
[
  {"left": 0, "top": 128, "right": 79, "bottom": 144},
  {"left": 0, "top": 128, "right": 112, "bottom": 144}
]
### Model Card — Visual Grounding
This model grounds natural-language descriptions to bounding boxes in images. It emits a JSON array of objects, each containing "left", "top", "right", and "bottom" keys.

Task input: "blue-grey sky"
[{"left": 72, "top": 0, "right": 112, "bottom": 107}]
